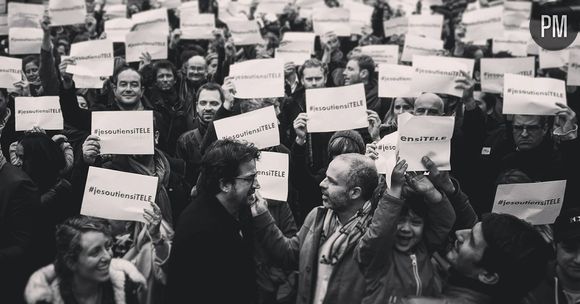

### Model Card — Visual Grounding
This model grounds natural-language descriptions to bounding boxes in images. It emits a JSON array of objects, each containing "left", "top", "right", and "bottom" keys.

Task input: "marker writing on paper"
[
  {"left": 88, "top": 186, "right": 153, "bottom": 202},
  {"left": 93, "top": 127, "right": 151, "bottom": 136}
]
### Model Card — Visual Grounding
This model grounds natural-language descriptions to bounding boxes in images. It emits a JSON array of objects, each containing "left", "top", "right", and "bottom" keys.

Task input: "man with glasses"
[{"left": 167, "top": 139, "right": 261, "bottom": 303}]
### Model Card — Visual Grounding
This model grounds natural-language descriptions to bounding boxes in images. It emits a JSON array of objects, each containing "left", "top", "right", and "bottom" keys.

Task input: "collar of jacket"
[{"left": 447, "top": 270, "right": 494, "bottom": 304}]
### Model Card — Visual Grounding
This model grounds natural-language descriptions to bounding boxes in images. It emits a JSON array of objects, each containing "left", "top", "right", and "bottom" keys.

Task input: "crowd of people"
[{"left": 1, "top": 0, "right": 580, "bottom": 303}]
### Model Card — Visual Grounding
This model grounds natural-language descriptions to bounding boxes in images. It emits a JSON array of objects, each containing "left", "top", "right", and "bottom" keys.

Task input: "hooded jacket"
[{"left": 524, "top": 261, "right": 580, "bottom": 304}]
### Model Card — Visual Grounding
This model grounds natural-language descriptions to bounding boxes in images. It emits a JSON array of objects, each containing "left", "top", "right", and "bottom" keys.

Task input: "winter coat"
[
  {"left": 524, "top": 261, "right": 578, "bottom": 304},
  {"left": 24, "top": 259, "right": 145, "bottom": 304}
]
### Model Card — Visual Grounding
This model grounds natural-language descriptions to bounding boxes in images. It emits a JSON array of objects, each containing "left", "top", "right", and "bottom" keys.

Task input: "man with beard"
[
  {"left": 175, "top": 83, "right": 224, "bottom": 187},
  {"left": 167, "top": 139, "right": 261, "bottom": 304},
  {"left": 342, "top": 55, "right": 387, "bottom": 118}
]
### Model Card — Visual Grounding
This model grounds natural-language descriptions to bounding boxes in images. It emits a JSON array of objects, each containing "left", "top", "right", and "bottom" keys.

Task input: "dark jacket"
[
  {"left": 525, "top": 261, "right": 576, "bottom": 304},
  {"left": 175, "top": 117, "right": 209, "bottom": 188},
  {"left": 167, "top": 194, "right": 257, "bottom": 303}
]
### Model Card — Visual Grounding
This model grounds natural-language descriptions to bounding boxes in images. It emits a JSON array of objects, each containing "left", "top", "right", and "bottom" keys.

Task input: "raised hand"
[
  {"left": 422, "top": 156, "right": 455, "bottom": 196},
  {"left": 293, "top": 113, "right": 308, "bottom": 145},
  {"left": 405, "top": 171, "right": 443, "bottom": 203},
  {"left": 82, "top": 135, "right": 101, "bottom": 165}
]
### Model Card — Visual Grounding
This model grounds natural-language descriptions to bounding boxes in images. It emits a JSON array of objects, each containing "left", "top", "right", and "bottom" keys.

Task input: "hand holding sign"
[
  {"left": 144, "top": 202, "right": 162, "bottom": 239},
  {"left": 365, "top": 142, "right": 379, "bottom": 160},
  {"left": 554, "top": 103, "right": 577, "bottom": 135},
  {"left": 422, "top": 155, "right": 455, "bottom": 196},
  {"left": 367, "top": 110, "right": 381, "bottom": 142},
  {"left": 388, "top": 159, "right": 408, "bottom": 199},
  {"left": 454, "top": 70, "right": 477, "bottom": 110},
  {"left": 293, "top": 113, "right": 308, "bottom": 145}
]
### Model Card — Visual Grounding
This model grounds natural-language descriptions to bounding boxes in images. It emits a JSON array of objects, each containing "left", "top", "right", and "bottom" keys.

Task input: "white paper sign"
[
  {"left": 493, "top": 30, "right": 529, "bottom": 57},
  {"left": 375, "top": 131, "right": 398, "bottom": 188},
  {"left": 305, "top": 84, "right": 368, "bottom": 132},
  {"left": 407, "top": 14, "right": 443, "bottom": 39},
  {"left": 181, "top": 13, "right": 215, "bottom": 40},
  {"left": 276, "top": 41, "right": 312, "bottom": 65},
  {"left": 401, "top": 35, "right": 444, "bottom": 62},
  {"left": 131, "top": 8, "right": 169, "bottom": 34},
  {"left": 383, "top": 17, "right": 407, "bottom": 37},
  {"left": 214, "top": 105, "right": 280, "bottom": 149},
  {"left": 228, "top": 20, "right": 263, "bottom": 45},
  {"left": 480, "top": 57, "right": 535, "bottom": 94},
  {"left": 179, "top": 1, "right": 198, "bottom": 15},
  {"left": 312, "top": 7, "right": 350, "bottom": 37},
  {"left": 256, "top": 151, "right": 289, "bottom": 201},
  {"left": 105, "top": 18, "right": 133, "bottom": 43},
  {"left": 539, "top": 48, "right": 568, "bottom": 69},
  {"left": 49, "top": 0, "right": 86, "bottom": 26},
  {"left": 9, "top": 27, "right": 42, "bottom": 55},
  {"left": 503, "top": 74, "right": 567, "bottom": 115},
  {"left": 229, "top": 59, "right": 284, "bottom": 98},
  {"left": 105, "top": 4, "right": 127, "bottom": 19},
  {"left": 462, "top": 6, "right": 503, "bottom": 42},
  {"left": 492, "top": 180, "right": 566, "bottom": 225},
  {"left": 397, "top": 113, "right": 454, "bottom": 171},
  {"left": 378, "top": 64, "right": 416, "bottom": 98},
  {"left": 568, "top": 51, "right": 580, "bottom": 87},
  {"left": 15, "top": 96, "right": 63, "bottom": 131},
  {"left": 282, "top": 32, "right": 316, "bottom": 50},
  {"left": 74, "top": 74, "right": 106, "bottom": 89},
  {"left": 92, "top": 111, "right": 154, "bottom": 155},
  {"left": 67, "top": 40, "right": 114, "bottom": 77},
  {"left": 411, "top": 55, "right": 475, "bottom": 97},
  {"left": 346, "top": 0, "right": 373, "bottom": 35},
  {"left": 125, "top": 31, "right": 168, "bottom": 62},
  {"left": 81, "top": 166, "right": 157, "bottom": 223},
  {"left": 256, "top": 0, "right": 288, "bottom": 15},
  {"left": 0, "top": 56, "right": 21, "bottom": 89},
  {"left": 503, "top": 1, "right": 531, "bottom": 30},
  {"left": 0, "top": 15, "right": 8, "bottom": 36},
  {"left": 360, "top": 45, "right": 399, "bottom": 65},
  {"left": 8, "top": 2, "right": 43, "bottom": 28}
]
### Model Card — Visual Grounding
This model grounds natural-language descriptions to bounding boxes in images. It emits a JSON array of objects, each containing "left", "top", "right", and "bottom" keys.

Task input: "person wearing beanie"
[{"left": 526, "top": 208, "right": 580, "bottom": 304}]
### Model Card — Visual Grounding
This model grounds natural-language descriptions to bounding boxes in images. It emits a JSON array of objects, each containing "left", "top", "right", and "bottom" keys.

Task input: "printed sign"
[
  {"left": 384, "top": 16, "right": 407, "bottom": 37},
  {"left": 360, "top": 45, "right": 399, "bottom": 65},
  {"left": 181, "top": 12, "right": 215, "bottom": 40},
  {"left": 568, "top": 51, "right": 580, "bottom": 86},
  {"left": 214, "top": 105, "right": 280, "bottom": 149},
  {"left": 91, "top": 111, "right": 155, "bottom": 155},
  {"left": 276, "top": 41, "right": 312, "bottom": 65},
  {"left": 312, "top": 7, "right": 350, "bottom": 37},
  {"left": 125, "top": 31, "right": 168, "bottom": 62},
  {"left": 9, "top": 27, "right": 42, "bottom": 55},
  {"left": 492, "top": 30, "right": 529, "bottom": 57},
  {"left": 8, "top": 2, "right": 43, "bottom": 28},
  {"left": 228, "top": 20, "right": 263, "bottom": 45},
  {"left": 462, "top": 6, "right": 503, "bottom": 42},
  {"left": 378, "top": 64, "right": 416, "bottom": 98},
  {"left": 306, "top": 84, "right": 368, "bottom": 132},
  {"left": 0, "top": 56, "right": 22, "bottom": 89},
  {"left": 407, "top": 14, "right": 443, "bottom": 39},
  {"left": 67, "top": 40, "right": 114, "bottom": 77},
  {"left": 480, "top": 57, "right": 535, "bottom": 94},
  {"left": 15, "top": 96, "right": 63, "bottom": 131},
  {"left": 401, "top": 35, "right": 444, "bottom": 62},
  {"left": 105, "top": 18, "right": 133, "bottom": 43},
  {"left": 411, "top": 55, "right": 475, "bottom": 97},
  {"left": 229, "top": 59, "right": 284, "bottom": 98},
  {"left": 375, "top": 131, "right": 398, "bottom": 188},
  {"left": 49, "top": 0, "right": 86, "bottom": 26},
  {"left": 131, "top": 8, "right": 169, "bottom": 34},
  {"left": 256, "top": 151, "right": 289, "bottom": 201},
  {"left": 503, "top": 74, "right": 567, "bottom": 115}
]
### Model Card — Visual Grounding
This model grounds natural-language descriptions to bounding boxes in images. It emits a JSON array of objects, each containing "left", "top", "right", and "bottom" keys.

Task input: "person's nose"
[
  {"left": 399, "top": 221, "right": 411, "bottom": 232},
  {"left": 455, "top": 229, "right": 467, "bottom": 242},
  {"left": 521, "top": 128, "right": 529, "bottom": 137},
  {"left": 253, "top": 177, "right": 261, "bottom": 190},
  {"left": 319, "top": 178, "right": 327, "bottom": 189}
]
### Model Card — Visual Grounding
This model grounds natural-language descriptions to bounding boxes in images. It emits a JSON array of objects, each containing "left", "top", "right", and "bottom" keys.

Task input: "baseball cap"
[{"left": 554, "top": 208, "right": 580, "bottom": 243}]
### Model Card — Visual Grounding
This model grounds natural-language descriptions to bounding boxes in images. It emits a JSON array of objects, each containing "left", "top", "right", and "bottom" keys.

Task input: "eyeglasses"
[
  {"left": 234, "top": 173, "right": 258, "bottom": 184},
  {"left": 513, "top": 125, "right": 543, "bottom": 133}
]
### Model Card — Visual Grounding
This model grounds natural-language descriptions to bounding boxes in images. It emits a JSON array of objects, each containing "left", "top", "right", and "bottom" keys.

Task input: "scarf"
[
  {"left": 126, "top": 148, "right": 173, "bottom": 226},
  {"left": 319, "top": 201, "right": 373, "bottom": 265}
]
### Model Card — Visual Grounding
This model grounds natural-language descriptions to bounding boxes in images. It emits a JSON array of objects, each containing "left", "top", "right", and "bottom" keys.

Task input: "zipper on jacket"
[{"left": 410, "top": 254, "right": 422, "bottom": 296}]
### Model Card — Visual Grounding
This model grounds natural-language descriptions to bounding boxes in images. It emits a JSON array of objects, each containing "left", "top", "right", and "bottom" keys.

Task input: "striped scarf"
[{"left": 319, "top": 201, "right": 373, "bottom": 265}]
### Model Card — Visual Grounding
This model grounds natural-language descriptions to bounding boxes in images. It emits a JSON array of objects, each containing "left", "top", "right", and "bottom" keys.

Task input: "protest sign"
[
  {"left": 462, "top": 6, "right": 503, "bottom": 42},
  {"left": 282, "top": 32, "right": 315, "bottom": 48},
  {"left": 276, "top": 41, "right": 312, "bottom": 65},
  {"left": 179, "top": 1, "right": 198, "bottom": 14},
  {"left": 503, "top": 1, "right": 531, "bottom": 30},
  {"left": 214, "top": 105, "right": 280, "bottom": 149},
  {"left": 229, "top": 59, "right": 284, "bottom": 98},
  {"left": 256, "top": 0, "right": 287, "bottom": 15},
  {"left": 480, "top": 57, "right": 535, "bottom": 94},
  {"left": 9, "top": 27, "right": 42, "bottom": 55},
  {"left": 131, "top": 8, "right": 169, "bottom": 34},
  {"left": 568, "top": 51, "right": 580, "bottom": 87},
  {"left": 312, "top": 7, "right": 350, "bottom": 37},
  {"left": 48, "top": 0, "right": 86, "bottom": 26},
  {"left": 397, "top": 113, "right": 454, "bottom": 171},
  {"left": 411, "top": 55, "right": 475, "bottom": 97},
  {"left": 360, "top": 45, "right": 399, "bottom": 65},
  {"left": 539, "top": 48, "right": 568, "bottom": 69},
  {"left": 104, "top": 4, "right": 127, "bottom": 19},
  {"left": 346, "top": 0, "right": 373, "bottom": 35},
  {"left": 105, "top": 18, "right": 133, "bottom": 43},
  {"left": 228, "top": 20, "right": 263, "bottom": 45},
  {"left": 503, "top": 74, "right": 566, "bottom": 115},
  {"left": 8, "top": 2, "right": 43, "bottom": 28},
  {"left": 407, "top": 14, "right": 443, "bottom": 39},
  {"left": 81, "top": 167, "right": 157, "bottom": 223},
  {"left": 305, "top": 84, "right": 368, "bottom": 132},
  {"left": 158, "top": 0, "right": 181, "bottom": 9},
  {"left": 492, "top": 30, "right": 529, "bottom": 57},
  {"left": 15, "top": 96, "right": 63, "bottom": 131},
  {"left": 401, "top": 35, "right": 444, "bottom": 62},
  {"left": 492, "top": 180, "right": 566, "bottom": 225},
  {"left": 378, "top": 64, "right": 416, "bottom": 98},
  {"left": 181, "top": 13, "right": 215, "bottom": 40},
  {"left": 74, "top": 74, "right": 106, "bottom": 89},
  {"left": 0, "top": 0, "right": 4, "bottom": 14},
  {"left": 383, "top": 16, "right": 407, "bottom": 37},
  {"left": 125, "top": 31, "right": 168, "bottom": 62},
  {"left": 0, "top": 56, "right": 21, "bottom": 89},
  {"left": 66, "top": 40, "right": 114, "bottom": 77},
  {"left": 92, "top": 111, "right": 154, "bottom": 155},
  {"left": 256, "top": 152, "right": 289, "bottom": 201},
  {"left": 0, "top": 15, "right": 7, "bottom": 36},
  {"left": 375, "top": 131, "right": 398, "bottom": 188}
]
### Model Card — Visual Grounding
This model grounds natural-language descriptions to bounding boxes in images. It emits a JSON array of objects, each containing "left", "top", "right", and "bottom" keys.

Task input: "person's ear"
[
  {"left": 360, "top": 69, "right": 368, "bottom": 80},
  {"left": 219, "top": 179, "right": 232, "bottom": 193},
  {"left": 477, "top": 271, "right": 499, "bottom": 285},
  {"left": 349, "top": 186, "right": 362, "bottom": 200}
]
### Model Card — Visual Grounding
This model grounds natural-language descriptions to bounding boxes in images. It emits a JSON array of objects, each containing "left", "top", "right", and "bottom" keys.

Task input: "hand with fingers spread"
[
  {"left": 388, "top": 159, "right": 407, "bottom": 198},
  {"left": 421, "top": 156, "right": 455, "bottom": 196},
  {"left": 554, "top": 102, "right": 577, "bottom": 135},
  {"left": 82, "top": 135, "right": 101, "bottom": 165},
  {"left": 365, "top": 141, "right": 379, "bottom": 160},
  {"left": 405, "top": 171, "right": 443, "bottom": 203},
  {"left": 144, "top": 202, "right": 162, "bottom": 240},
  {"left": 454, "top": 70, "right": 477, "bottom": 110},
  {"left": 367, "top": 109, "right": 381, "bottom": 142},
  {"left": 293, "top": 113, "right": 308, "bottom": 145}
]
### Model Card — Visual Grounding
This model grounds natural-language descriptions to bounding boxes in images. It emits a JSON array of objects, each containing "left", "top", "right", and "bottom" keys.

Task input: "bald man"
[
  {"left": 414, "top": 93, "right": 445, "bottom": 116},
  {"left": 186, "top": 55, "right": 208, "bottom": 86}
]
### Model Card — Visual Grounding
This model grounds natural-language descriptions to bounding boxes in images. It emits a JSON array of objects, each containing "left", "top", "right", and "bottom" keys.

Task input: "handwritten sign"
[
  {"left": 92, "top": 111, "right": 155, "bottom": 155},
  {"left": 81, "top": 166, "right": 157, "bottom": 223},
  {"left": 214, "top": 105, "right": 280, "bottom": 149},
  {"left": 15, "top": 96, "right": 63, "bottom": 131},
  {"left": 492, "top": 180, "right": 566, "bottom": 225},
  {"left": 256, "top": 151, "right": 289, "bottom": 201},
  {"left": 306, "top": 84, "right": 368, "bottom": 132}
]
